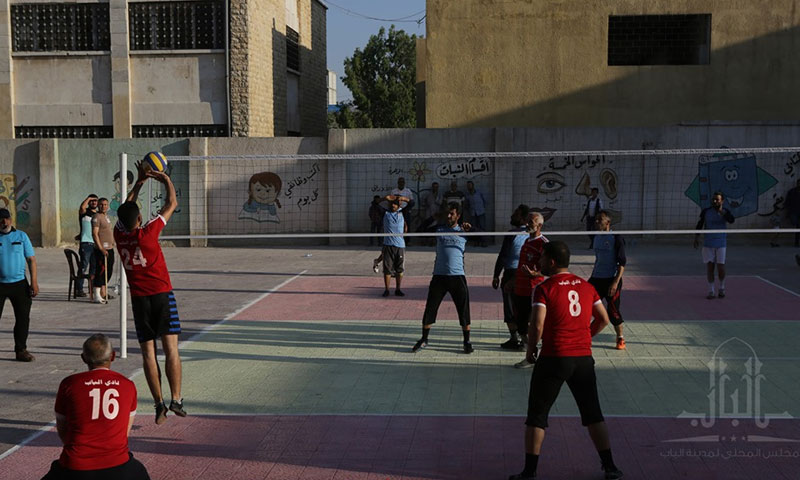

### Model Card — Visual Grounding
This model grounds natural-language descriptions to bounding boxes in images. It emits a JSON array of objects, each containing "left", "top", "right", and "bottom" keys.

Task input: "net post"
[{"left": 119, "top": 153, "right": 128, "bottom": 359}]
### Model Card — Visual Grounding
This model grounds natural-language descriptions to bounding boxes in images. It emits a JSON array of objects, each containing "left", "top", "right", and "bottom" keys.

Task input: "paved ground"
[{"left": 1, "top": 240, "right": 799, "bottom": 479}]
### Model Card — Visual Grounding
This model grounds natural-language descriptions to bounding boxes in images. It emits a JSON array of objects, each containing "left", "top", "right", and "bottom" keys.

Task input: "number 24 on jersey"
[{"left": 120, "top": 247, "right": 148, "bottom": 270}]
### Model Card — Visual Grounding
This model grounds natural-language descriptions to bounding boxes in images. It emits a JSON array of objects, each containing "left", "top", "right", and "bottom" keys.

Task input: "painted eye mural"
[{"left": 536, "top": 172, "right": 566, "bottom": 194}]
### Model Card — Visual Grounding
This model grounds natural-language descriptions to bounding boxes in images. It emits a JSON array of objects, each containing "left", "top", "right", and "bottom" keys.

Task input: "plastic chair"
[{"left": 64, "top": 248, "right": 90, "bottom": 301}]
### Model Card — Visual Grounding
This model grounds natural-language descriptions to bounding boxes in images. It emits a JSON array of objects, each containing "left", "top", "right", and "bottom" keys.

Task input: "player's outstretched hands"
[
  {"left": 146, "top": 169, "right": 170, "bottom": 184},
  {"left": 134, "top": 160, "right": 148, "bottom": 184}
]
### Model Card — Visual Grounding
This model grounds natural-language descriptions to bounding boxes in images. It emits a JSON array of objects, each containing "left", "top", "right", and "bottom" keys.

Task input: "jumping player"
[
  {"left": 114, "top": 159, "right": 185, "bottom": 425},
  {"left": 509, "top": 241, "right": 623, "bottom": 480}
]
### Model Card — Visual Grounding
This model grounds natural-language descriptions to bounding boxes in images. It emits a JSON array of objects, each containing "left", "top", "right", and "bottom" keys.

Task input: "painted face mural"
[{"left": 684, "top": 152, "right": 777, "bottom": 217}]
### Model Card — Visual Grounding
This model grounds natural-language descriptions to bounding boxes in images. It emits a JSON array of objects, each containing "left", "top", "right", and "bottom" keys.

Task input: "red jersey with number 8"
[
  {"left": 114, "top": 215, "right": 173, "bottom": 296},
  {"left": 55, "top": 369, "right": 137, "bottom": 470},
  {"left": 533, "top": 272, "right": 601, "bottom": 357}
]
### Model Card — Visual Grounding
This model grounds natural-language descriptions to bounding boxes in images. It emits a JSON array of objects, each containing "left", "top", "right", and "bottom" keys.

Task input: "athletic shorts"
[
  {"left": 131, "top": 291, "right": 181, "bottom": 343},
  {"left": 382, "top": 245, "right": 405, "bottom": 275},
  {"left": 42, "top": 453, "right": 150, "bottom": 480},
  {"left": 526, "top": 356, "right": 604, "bottom": 429},
  {"left": 702, "top": 247, "right": 726, "bottom": 264}
]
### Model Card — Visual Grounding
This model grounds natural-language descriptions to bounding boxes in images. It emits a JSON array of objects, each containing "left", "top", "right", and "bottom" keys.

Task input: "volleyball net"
[{"left": 121, "top": 147, "right": 800, "bottom": 242}]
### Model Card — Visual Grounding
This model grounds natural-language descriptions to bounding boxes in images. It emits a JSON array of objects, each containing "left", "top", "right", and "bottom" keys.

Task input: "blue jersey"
[
  {"left": 591, "top": 233, "right": 626, "bottom": 279},
  {"left": 383, "top": 210, "right": 405, "bottom": 248},
  {"left": 696, "top": 207, "right": 735, "bottom": 248},
  {"left": 433, "top": 225, "right": 467, "bottom": 275},
  {"left": 494, "top": 226, "right": 527, "bottom": 276},
  {"left": 0, "top": 228, "right": 34, "bottom": 283}
]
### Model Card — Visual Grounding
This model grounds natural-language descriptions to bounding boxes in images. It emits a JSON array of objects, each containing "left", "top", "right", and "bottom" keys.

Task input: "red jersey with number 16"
[
  {"left": 533, "top": 272, "right": 601, "bottom": 357},
  {"left": 55, "top": 369, "right": 137, "bottom": 470},
  {"left": 114, "top": 215, "right": 172, "bottom": 297}
]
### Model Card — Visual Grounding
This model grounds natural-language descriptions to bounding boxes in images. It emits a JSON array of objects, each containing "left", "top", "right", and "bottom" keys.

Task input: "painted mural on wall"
[
  {"left": 0, "top": 174, "right": 35, "bottom": 228},
  {"left": 684, "top": 151, "right": 778, "bottom": 217},
  {"left": 239, "top": 172, "right": 283, "bottom": 223},
  {"left": 521, "top": 155, "right": 624, "bottom": 229}
]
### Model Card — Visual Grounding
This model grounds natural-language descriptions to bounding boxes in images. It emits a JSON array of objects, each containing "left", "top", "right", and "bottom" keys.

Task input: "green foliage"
[{"left": 341, "top": 25, "right": 417, "bottom": 128}]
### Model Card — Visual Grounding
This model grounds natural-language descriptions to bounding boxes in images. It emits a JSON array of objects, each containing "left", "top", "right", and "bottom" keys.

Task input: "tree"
[
  {"left": 341, "top": 25, "right": 417, "bottom": 128},
  {"left": 327, "top": 101, "right": 369, "bottom": 129}
]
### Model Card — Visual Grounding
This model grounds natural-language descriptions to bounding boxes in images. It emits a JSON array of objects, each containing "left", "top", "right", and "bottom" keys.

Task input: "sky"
[{"left": 323, "top": 0, "right": 426, "bottom": 103}]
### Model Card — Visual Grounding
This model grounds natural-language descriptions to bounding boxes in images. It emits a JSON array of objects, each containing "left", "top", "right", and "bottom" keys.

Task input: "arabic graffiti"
[
  {"left": 285, "top": 163, "right": 321, "bottom": 198},
  {"left": 296, "top": 188, "right": 319, "bottom": 210},
  {"left": 435, "top": 157, "right": 492, "bottom": 179},
  {"left": 783, "top": 152, "right": 800, "bottom": 177},
  {"left": 547, "top": 155, "right": 609, "bottom": 170},
  {"left": 660, "top": 447, "right": 800, "bottom": 460},
  {"left": 149, "top": 187, "right": 182, "bottom": 218}
]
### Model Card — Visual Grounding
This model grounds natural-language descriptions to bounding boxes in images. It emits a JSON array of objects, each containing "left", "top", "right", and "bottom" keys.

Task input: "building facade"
[
  {"left": 0, "top": 0, "right": 327, "bottom": 139},
  {"left": 420, "top": 0, "right": 800, "bottom": 128}
]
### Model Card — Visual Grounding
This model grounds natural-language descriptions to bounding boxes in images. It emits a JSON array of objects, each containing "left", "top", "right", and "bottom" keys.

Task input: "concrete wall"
[
  {"left": 8, "top": 125, "right": 800, "bottom": 247},
  {"left": 423, "top": 0, "right": 800, "bottom": 128},
  {"left": 14, "top": 55, "right": 112, "bottom": 126}
]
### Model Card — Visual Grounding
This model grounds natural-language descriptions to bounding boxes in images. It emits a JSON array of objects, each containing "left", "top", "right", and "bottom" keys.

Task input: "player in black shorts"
[{"left": 509, "top": 242, "right": 623, "bottom": 480}]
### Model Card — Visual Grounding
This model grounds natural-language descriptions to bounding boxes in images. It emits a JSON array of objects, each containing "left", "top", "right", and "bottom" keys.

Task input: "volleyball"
[{"left": 143, "top": 151, "right": 168, "bottom": 173}]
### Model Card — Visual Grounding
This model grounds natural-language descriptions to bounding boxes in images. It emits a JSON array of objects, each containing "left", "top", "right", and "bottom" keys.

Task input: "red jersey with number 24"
[
  {"left": 114, "top": 215, "right": 172, "bottom": 297},
  {"left": 55, "top": 369, "right": 137, "bottom": 470},
  {"left": 533, "top": 272, "right": 601, "bottom": 357}
]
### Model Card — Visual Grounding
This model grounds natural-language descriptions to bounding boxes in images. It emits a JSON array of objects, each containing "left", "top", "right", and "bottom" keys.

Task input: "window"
[
  {"left": 15, "top": 126, "right": 113, "bottom": 139},
  {"left": 129, "top": 1, "right": 225, "bottom": 50},
  {"left": 11, "top": 3, "right": 110, "bottom": 52},
  {"left": 286, "top": 27, "right": 300, "bottom": 71},
  {"left": 133, "top": 125, "right": 228, "bottom": 137},
  {"left": 608, "top": 14, "right": 711, "bottom": 66}
]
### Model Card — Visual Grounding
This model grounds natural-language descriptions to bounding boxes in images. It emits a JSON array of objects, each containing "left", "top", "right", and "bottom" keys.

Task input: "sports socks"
[
  {"left": 598, "top": 449, "right": 617, "bottom": 470},
  {"left": 719, "top": 278, "right": 726, "bottom": 289},
  {"left": 523, "top": 453, "right": 539, "bottom": 475},
  {"left": 421, "top": 328, "right": 430, "bottom": 341}
]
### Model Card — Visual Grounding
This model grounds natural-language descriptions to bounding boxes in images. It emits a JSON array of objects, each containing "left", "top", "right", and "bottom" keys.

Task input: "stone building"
[
  {"left": 0, "top": 0, "right": 327, "bottom": 138},
  {"left": 419, "top": 0, "right": 800, "bottom": 128}
]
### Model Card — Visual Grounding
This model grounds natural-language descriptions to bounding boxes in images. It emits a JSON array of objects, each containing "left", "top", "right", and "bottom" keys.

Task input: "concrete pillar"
[
  {"left": 0, "top": 0, "right": 14, "bottom": 138},
  {"left": 327, "top": 129, "right": 347, "bottom": 245},
  {"left": 39, "top": 139, "right": 60, "bottom": 246},
  {"left": 188, "top": 137, "right": 208, "bottom": 247},
  {"left": 110, "top": 0, "right": 132, "bottom": 138},
  {"left": 494, "top": 127, "right": 515, "bottom": 233}
]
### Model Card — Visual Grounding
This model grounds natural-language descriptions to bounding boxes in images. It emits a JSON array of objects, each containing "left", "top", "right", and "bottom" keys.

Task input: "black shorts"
[
  {"left": 526, "top": 356, "right": 604, "bottom": 429},
  {"left": 512, "top": 293, "right": 532, "bottom": 335},
  {"left": 131, "top": 291, "right": 181, "bottom": 343},
  {"left": 92, "top": 250, "right": 115, "bottom": 288},
  {"left": 381, "top": 245, "right": 405, "bottom": 275},
  {"left": 588, "top": 276, "right": 623, "bottom": 326},
  {"left": 42, "top": 453, "right": 150, "bottom": 480}
]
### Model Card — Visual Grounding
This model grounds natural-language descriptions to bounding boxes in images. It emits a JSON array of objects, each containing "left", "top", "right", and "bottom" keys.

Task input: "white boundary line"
[
  {"left": 755, "top": 275, "right": 800, "bottom": 299},
  {"left": 161, "top": 412, "right": 799, "bottom": 420},
  {"left": 0, "top": 270, "right": 307, "bottom": 463}
]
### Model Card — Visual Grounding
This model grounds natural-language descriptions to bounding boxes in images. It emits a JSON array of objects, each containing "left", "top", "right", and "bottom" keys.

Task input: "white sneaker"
[
  {"left": 92, "top": 294, "right": 107, "bottom": 304},
  {"left": 514, "top": 358, "right": 534, "bottom": 369}
]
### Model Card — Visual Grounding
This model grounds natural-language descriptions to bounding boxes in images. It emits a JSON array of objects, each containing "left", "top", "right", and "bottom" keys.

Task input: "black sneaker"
[
  {"left": 155, "top": 402, "right": 168, "bottom": 425},
  {"left": 412, "top": 339, "right": 428, "bottom": 352},
  {"left": 603, "top": 465, "right": 624, "bottom": 479},
  {"left": 463, "top": 341, "right": 474, "bottom": 354},
  {"left": 500, "top": 338, "right": 522, "bottom": 350},
  {"left": 382, "top": 290, "right": 390, "bottom": 297},
  {"left": 75, "top": 290, "right": 88, "bottom": 298},
  {"left": 395, "top": 289, "right": 405, "bottom": 297},
  {"left": 169, "top": 399, "right": 187, "bottom": 417},
  {"left": 508, "top": 472, "right": 537, "bottom": 479}
]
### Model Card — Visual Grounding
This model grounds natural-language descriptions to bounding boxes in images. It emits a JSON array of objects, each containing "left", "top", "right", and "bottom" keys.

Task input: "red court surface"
[
  {"left": 234, "top": 275, "right": 800, "bottom": 322},
  {"left": 4, "top": 416, "right": 799, "bottom": 480}
]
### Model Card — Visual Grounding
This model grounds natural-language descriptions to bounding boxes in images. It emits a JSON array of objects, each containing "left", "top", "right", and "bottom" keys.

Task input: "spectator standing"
[
  {"left": 465, "top": 180, "right": 488, "bottom": 247},
  {"left": 91, "top": 198, "right": 116, "bottom": 304},
  {"left": 0, "top": 208, "right": 38, "bottom": 362},
  {"left": 368, "top": 195, "right": 384, "bottom": 247},
  {"left": 580, "top": 188, "right": 604, "bottom": 249},
  {"left": 76, "top": 195, "right": 98, "bottom": 297}
]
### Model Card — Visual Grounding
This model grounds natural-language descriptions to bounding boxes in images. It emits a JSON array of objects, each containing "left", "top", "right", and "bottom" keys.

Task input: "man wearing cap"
[{"left": 0, "top": 208, "right": 38, "bottom": 361}]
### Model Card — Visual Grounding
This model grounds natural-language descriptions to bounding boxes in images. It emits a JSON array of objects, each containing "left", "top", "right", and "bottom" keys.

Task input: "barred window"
[
  {"left": 130, "top": 1, "right": 224, "bottom": 50},
  {"left": 15, "top": 126, "right": 113, "bottom": 139},
  {"left": 11, "top": 3, "right": 110, "bottom": 52},
  {"left": 286, "top": 27, "right": 300, "bottom": 71},
  {"left": 608, "top": 14, "right": 711, "bottom": 66},
  {"left": 133, "top": 124, "right": 228, "bottom": 137}
]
